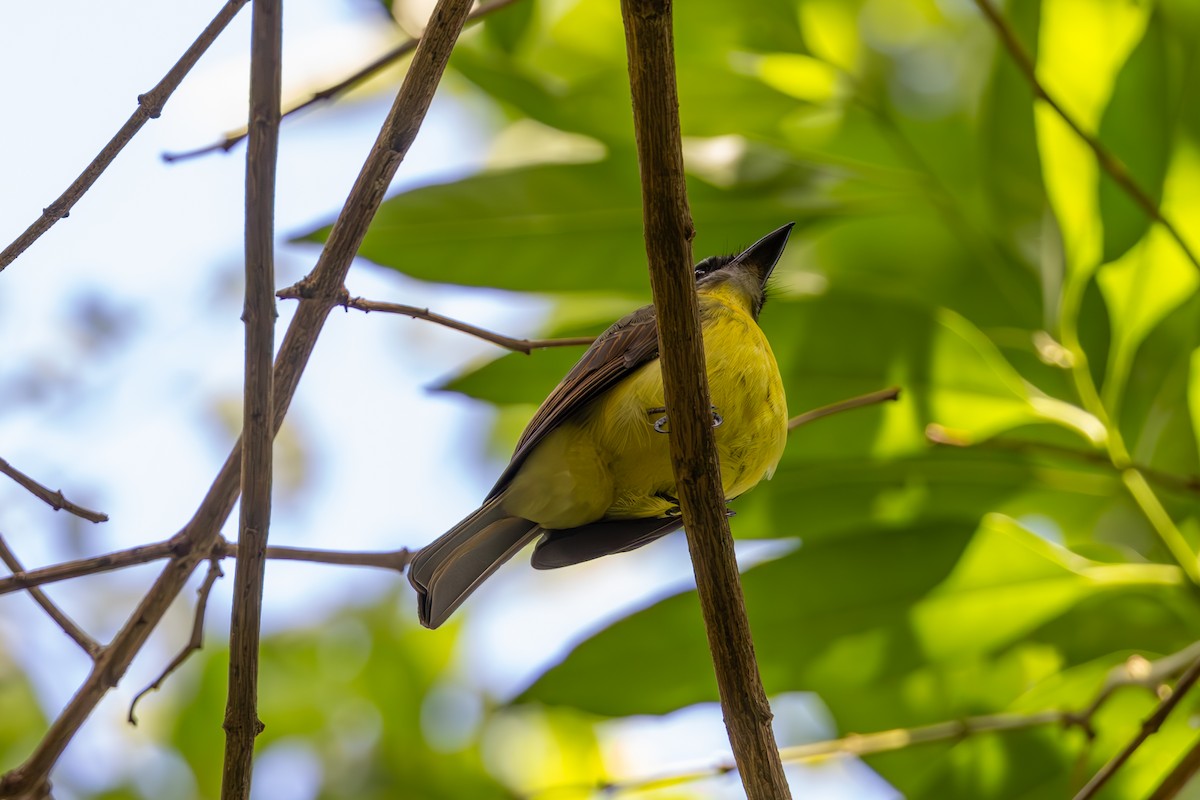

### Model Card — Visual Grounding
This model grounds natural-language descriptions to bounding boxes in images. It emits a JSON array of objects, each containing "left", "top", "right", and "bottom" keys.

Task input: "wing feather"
[{"left": 487, "top": 303, "right": 660, "bottom": 498}]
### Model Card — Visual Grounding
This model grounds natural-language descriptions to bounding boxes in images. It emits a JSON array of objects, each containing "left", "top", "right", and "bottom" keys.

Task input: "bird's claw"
[{"left": 648, "top": 406, "right": 723, "bottom": 434}]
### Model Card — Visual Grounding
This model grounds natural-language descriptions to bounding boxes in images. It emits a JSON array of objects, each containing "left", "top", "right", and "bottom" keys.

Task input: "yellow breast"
[{"left": 503, "top": 286, "right": 787, "bottom": 528}]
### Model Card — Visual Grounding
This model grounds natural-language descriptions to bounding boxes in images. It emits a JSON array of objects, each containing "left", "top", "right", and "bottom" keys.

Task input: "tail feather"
[{"left": 408, "top": 495, "right": 540, "bottom": 628}]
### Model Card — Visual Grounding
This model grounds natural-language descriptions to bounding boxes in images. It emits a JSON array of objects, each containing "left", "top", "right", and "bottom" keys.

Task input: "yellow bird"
[{"left": 409, "top": 224, "right": 793, "bottom": 628}]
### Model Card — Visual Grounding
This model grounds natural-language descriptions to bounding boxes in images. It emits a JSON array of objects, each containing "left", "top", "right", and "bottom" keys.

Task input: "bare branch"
[
  {"left": 620, "top": 0, "right": 790, "bottom": 796},
  {"left": 0, "top": 538, "right": 412, "bottom": 597},
  {"left": 1075, "top": 652, "right": 1200, "bottom": 799},
  {"left": 129, "top": 559, "right": 225, "bottom": 725},
  {"left": 0, "top": 457, "right": 108, "bottom": 523},
  {"left": 0, "top": 0, "right": 474, "bottom": 784},
  {"left": 226, "top": 541, "right": 413, "bottom": 571},
  {"left": 972, "top": 0, "right": 1200, "bottom": 274},
  {"left": 0, "top": 535, "right": 100, "bottom": 659},
  {"left": 788, "top": 387, "right": 900, "bottom": 430},
  {"left": 163, "top": 0, "right": 524, "bottom": 163},
  {"left": 220, "top": 0, "right": 281, "bottom": 792},
  {"left": 1072, "top": 644, "right": 1200, "bottom": 733},
  {"left": 278, "top": 287, "right": 596, "bottom": 354},
  {"left": 0, "top": 539, "right": 183, "bottom": 596},
  {"left": 926, "top": 426, "right": 1200, "bottom": 497},
  {"left": 0, "top": 0, "right": 250, "bottom": 272}
]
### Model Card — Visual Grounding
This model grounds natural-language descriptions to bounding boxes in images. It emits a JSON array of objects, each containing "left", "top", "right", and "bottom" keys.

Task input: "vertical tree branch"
[
  {"left": 0, "top": 0, "right": 474, "bottom": 792},
  {"left": 0, "top": 0, "right": 250, "bottom": 272},
  {"left": 619, "top": 1, "right": 792, "bottom": 797},
  {"left": 220, "top": 0, "right": 281, "bottom": 794}
]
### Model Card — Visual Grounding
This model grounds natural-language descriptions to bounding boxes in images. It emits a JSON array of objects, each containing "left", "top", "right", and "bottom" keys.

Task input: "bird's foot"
[
  {"left": 655, "top": 492, "right": 737, "bottom": 520},
  {"left": 648, "top": 405, "right": 723, "bottom": 434}
]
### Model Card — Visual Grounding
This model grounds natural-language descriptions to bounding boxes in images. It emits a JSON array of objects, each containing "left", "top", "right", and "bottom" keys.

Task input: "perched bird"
[{"left": 409, "top": 224, "right": 794, "bottom": 628}]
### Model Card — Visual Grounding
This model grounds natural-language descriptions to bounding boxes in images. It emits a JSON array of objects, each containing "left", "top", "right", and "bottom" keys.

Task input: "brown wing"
[{"left": 486, "top": 303, "right": 660, "bottom": 499}]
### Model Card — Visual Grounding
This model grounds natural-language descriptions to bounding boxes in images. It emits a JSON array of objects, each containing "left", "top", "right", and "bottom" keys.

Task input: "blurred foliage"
[
  {"left": 299, "top": 0, "right": 1200, "bottom": 795},
  {"left": 163, "top": 597, "right": 517, "bottom": 800},
  {"left": 6, "top": 0, "right": 1200, "bottom": 797},
  {"left": 0, "top": 651, "right": 46, "bottom": 775}
]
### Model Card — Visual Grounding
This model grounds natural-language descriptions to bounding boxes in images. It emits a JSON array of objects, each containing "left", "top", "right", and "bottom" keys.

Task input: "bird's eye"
[{"left": 694, "top": 267, "right": 706, "bottom": 278}]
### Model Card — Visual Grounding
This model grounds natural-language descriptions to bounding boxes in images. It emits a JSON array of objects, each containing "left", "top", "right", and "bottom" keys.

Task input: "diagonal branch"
[
  {"left": 0, "top": 0, "right": 474, "bottom": 791},
  {"left": 788, "top": 387, "right": 900, "bottom": 430},
  {"left": 0, "top": 457, "right": 108, "bottom": 523},
  {"left": 620, "top": 0, "right": 791, "bottom": 797},
  {"left": 1075, "top": 652, "right": 1200, "bottom": 799},
  {"left": 0, "top": 535, "right": 100, "bottom": 659},
  {"left": 0, "top": 0, "right": 250, "bottom": 272},
  {"left": 277, "top": 287, "right": 596, "bottom": 354},
  {"left": 220, "top": 0, "right": 281, "bottom": 792},
  {"left": 972, "top": 0, "right": 1200, "bottom": 274},
  {"left": 163, "top": 0, "right": 523, "bottom": 162}
]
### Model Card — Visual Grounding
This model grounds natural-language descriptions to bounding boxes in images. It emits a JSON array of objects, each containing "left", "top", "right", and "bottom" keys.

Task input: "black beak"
[{"left": 731, "top": 223, "right": 794, "bottom": 286}]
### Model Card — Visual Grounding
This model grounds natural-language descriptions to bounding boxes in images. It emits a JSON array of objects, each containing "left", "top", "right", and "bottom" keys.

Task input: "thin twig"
[
  {"left": 0, "top": 457, "right": 108, "bottom": 523},
  {"left": 162, "top": 0, "right": 523, "bottom": 162},
  {"left": 277, "top": 287, "right": 596, "bottom": 354},
  {"left": 926, "top": 425, "right": 1200, "bottom": 497},
  {"left": 530, "top": 642, "right": 1200, "bottom": 798},
  {"left": 128, "top": 559, "right": 225, "bottom": 725},
  {"left": 788, "top": 387, "right": 900, "bottom": 430},
  {"left": 972, "top": 0, "right": 1200, "bottom": 274},
  {"left": 224, "top": 541, "right": 413, "bottom": 571},
  {"left": 220, "top": 0, "right": 281, "bottom": 792},
  {"left": 0, "top": 0, "right": 250, "bottom": 272},
  {"left": 1075, "top": 653, "right": 1200, "bottom": 799},
  {"left": 1, "top": 0, "right": 476, "bottom": 788},
  {"left": 0, "top": 535, "right": 100, "bottom": 659},
  {"left": 531, "top": 712, "right": 1069, "bottom": 798},
  {"left": 1073, "top": 644, "right": 1200, "bottom": 733},
  {"left": 621, "top": 0, "right": 791, "bottom": 795},
  {"left": 0, "top": 538, "right": 412, "bottom": 597}
]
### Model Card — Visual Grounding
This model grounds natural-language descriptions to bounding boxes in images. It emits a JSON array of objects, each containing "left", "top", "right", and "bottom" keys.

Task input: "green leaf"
[
  {"left": 1116, "top": 291, "right": 1200, "bottom": 482},
  {"left": 1096, "top": 12, "right": 1171, "bottom": 263},
  {"left": 1191, "top": 347, "right": 1200, "bottom": 460},
  {"left": 978, "top": 0, "right": 1047, "bottom": 272},
  {"left": 168, "top": 597, "right": 513, "bottom": 800},
  {"left": 1097, "top": 223, "right": 1200, "bottom": 414},
  {"left": 0, "top": 651, "right": 47, "bottom": 771},
  {"left": 518, "top": 517, "right": 1178, "bottom": 717},
  {"left": 296, "top": 158, "right": 846, "bottom": 295},
  {"left": 1036, "top": 0, "right": 1151, "bottom": 284},
  {"left": 764, "top": 292, "right": 1100, "bottom": 454},
  {"left": 482, "top": 0, "right": 536, "bottom": 55}
]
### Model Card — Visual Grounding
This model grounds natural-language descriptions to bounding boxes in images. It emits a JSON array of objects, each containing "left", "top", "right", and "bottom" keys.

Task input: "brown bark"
[{"left": 620, "top": 0, "right": 792, "bottom": 796}]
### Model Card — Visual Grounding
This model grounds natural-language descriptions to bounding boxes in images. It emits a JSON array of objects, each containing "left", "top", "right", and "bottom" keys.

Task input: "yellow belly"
[{"left": 503, "top": 291, "right": 788, "bottom": 528}]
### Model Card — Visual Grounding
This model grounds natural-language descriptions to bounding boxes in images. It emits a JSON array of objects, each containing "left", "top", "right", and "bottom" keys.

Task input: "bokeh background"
[{"left": 3, "top": 0, "right": 1200, "bottom": 797}]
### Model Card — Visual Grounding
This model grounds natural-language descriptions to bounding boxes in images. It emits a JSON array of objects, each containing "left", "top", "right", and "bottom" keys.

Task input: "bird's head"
[{"left": 693, "top": 223, "right": 795, "bottom": 319}]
